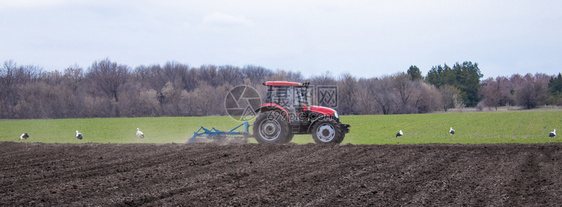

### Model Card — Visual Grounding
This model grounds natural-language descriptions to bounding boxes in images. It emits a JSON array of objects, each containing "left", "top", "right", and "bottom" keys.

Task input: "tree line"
[
  {"left": 1, "top": 59, "right": 560, "bottom": 119},
  {"left": 480, "top": 73, "right": 562, "bottom": 110}
]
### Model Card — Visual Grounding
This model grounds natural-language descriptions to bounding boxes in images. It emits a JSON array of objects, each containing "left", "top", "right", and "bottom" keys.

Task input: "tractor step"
[
  {"left": 291, "top": 120, "right": 302, "bottom": 133},
  {"left": 292, "top": 125, "right": 301, "bottom": 133}
]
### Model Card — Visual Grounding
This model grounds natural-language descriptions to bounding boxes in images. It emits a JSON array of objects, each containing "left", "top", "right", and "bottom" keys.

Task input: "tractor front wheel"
[
  {"left": 312, "top": 119, "right": 344, "bottom": 144},
  {"left": 253, "top": 111, "right": 291, "bottom": 143}
]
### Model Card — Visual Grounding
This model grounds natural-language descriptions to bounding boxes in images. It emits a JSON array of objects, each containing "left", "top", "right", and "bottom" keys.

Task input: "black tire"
[
  {"left": 311, "top": 119, "right": 344, "bottom": 144},
  {"left": 253, "top": 111, "right": 291, "bottom": 143},
  {"left": 282, "top": 131, "right": 294, "bottom": 144}
]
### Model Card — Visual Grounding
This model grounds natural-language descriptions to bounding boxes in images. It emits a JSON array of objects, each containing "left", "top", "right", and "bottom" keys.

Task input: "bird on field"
[
  {"left": 75, "top": 130, "right": 83, "bottom": 143},
  {"left": 136, "top": 128, "right": 144, "bottom": 138},
  {"left": 396, "top": 130, "right": 403, "bottom": 138},
  {"left": 449, "top": 127, "right": 455, "bottom": 135},
  {"left": 136, "top": 128, "right": 144, "bottom": 142},
  {"left": 20, "top": 133, "right": 29, "bottom": 140},
  {"left": 20, "top": 133, "right": 29, "bottom": 147},
  {"left": 549, "top": 129, "right": 556, "bottom": 138}
]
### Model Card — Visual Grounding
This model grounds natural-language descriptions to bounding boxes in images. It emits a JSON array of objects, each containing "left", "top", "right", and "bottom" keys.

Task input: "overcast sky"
[{"left": 1, "top": 0, "right": 561, "bottom": 79}]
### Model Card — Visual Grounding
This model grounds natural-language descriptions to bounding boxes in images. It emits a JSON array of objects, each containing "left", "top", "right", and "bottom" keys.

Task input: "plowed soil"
[{"left": 2, "top": 142, "right": 561, "bottom": 206}]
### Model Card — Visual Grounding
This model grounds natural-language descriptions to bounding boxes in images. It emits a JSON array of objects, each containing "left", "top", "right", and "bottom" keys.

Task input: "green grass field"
[
  {"left": 336, "top": 110, "right": 561, "bottom": 145},
  {"left": 1, "top": 110, "right": 561, "bottom": 144}
]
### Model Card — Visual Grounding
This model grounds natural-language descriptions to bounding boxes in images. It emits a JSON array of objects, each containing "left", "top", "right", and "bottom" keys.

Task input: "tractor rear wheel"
[
  {"left": 312, "top": 119, "right": 344, "bottom": 144},
  {"left": 253, "top": 111, "right": 291, "bottom": 143}
]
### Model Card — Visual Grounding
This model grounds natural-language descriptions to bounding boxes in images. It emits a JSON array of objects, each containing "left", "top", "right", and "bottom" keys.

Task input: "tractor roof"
[{"left": 265, "top": 81, "right": 302, "bottom": 86}]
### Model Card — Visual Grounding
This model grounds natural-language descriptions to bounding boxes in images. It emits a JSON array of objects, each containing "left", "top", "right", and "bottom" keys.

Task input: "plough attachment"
[{"left": 189, "top": 122, "right": 251, "bottom": 143}]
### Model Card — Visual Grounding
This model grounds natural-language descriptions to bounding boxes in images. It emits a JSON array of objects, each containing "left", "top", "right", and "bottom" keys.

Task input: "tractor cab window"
[
  {"left": 265, "top": 84, "right": 312, "bottom": 112},
  {"left": 266, "top": 85, "right": 294, "bottom": 110},
  {"left": 294, "top": 86, "right": 311, "bottom": 107}
]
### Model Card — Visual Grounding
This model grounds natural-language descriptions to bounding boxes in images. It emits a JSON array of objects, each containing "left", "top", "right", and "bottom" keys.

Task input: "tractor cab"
[
  {"left": 264, "top": 81, "right": 311, "bottom": 114},
  {"left": 263, "top": 81, "right": 338, "bottom": 119}
]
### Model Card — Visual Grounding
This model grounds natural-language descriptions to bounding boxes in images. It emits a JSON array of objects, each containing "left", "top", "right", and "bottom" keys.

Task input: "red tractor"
[{"left": 253, "top": 81, "right": 350, "bottom": 144}]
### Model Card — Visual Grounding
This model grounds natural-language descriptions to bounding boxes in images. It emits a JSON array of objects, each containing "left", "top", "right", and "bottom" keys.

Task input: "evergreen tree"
[
  {"left": 549, "top": 73, "right": 562, "bottom": 94},
  {"left": 407, "top": 65, "right": 422, "bottom": 80},
  {"left": 425, "top": 61, "right": 483, "bottom": 107},
  {"left": 548, "top": 73, "right": 562, "bottom": 105},
  {"left": 452, "top": 61, "right": 483, "bottom": 107}
]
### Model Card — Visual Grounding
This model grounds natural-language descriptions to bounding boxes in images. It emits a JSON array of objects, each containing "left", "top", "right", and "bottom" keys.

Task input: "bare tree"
[
  {"left": 373, "top": 76, "right": 398, "bottom": 114},
  {"left": 392, "top": 73, "right": 416, "bottom": 113},
  {"left": 86, "top": 59, "right": 129, "bottom": 103},
  {"left": 242, "top": 65, "right": 273, "bottom": 84},
  {"left": 218, "top": 65, "right": 243, "bottom": 86},
  {"left": 439, "top": 85, "right": 461, "bottom": 111},
  {"left": 515, "top": 73, "right": 550, "bottom": 109},
  {"left": 85, "top": 59, "right": 129, "bottom": 116},
  {"left": 412, "top": 81, "right": 442, "bottom": 113},
  {"left": 0, "top": 61, "right": 42, "bottom": 118},
  {"left": 268, "top": 70, "right": 304, "bottom": 82},
  {"left": 480, "top": 77, "right": 503, "bottom": 110},
  {"left": 309, "top": 71, "right": 335, "bottom": 86},
  {"left": 355, "top": 78, "right": 378, "bottom": 114},
  {"left": 0, "top": 61, "right": 19, "bottom": 118},
  {"left": 183, "top": 82, "right": 230, "bottom": 116},
  {"left": 337, "top": 73, "right": 358, "bottom": 114},
  {"left": 198, "top": 65, "right": 219, "bottom": 86}
]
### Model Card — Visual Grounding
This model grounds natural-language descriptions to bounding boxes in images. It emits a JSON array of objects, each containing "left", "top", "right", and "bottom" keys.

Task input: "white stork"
[
  {"left": 75, "top": 130, "right": 83, "bottom": 143},
  {"left": 449, "top": 127, "right": 455, "bottom": 135},
  {"left": 396, "top": 130, "right": 404, "bottom": 144},
  {"left": 136, "top": 128, "right": 144, "bottom": 142},
  {"left": 549, "top": 129, "right": 556, "bottom": 143},
  {"left": 396, "top": 130, "right": 403, "bottom": 138},
  {"left": 20, "top": 133, "right": 29, "bottom": 140},
  {"left": 20, "top": 133, "right": 29, "bottom": 147}
]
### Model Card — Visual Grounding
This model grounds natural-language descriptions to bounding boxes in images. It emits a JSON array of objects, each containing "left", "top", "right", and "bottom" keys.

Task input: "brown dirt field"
[{"left": 1, "top": 142, "right": 561, "bottom": 206}]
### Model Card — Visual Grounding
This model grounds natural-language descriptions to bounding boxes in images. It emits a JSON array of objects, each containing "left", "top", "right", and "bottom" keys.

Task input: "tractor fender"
[
  {"left": 306, "top": 113, "right": 350, "bottom": 134},
  {"left": 303, "top": 105, "right": 336, "bottom": 116},
  {"left": 302, "top": 105, "right": 337, "bottom": 132},
  {"left": 256, "top": 103, "right": 290, "bottom": 121}
]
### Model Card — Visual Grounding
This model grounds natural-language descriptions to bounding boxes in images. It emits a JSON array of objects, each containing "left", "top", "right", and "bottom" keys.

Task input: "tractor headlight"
[{"left": 334, "top": 111, "right": 339, "bottom": 119}]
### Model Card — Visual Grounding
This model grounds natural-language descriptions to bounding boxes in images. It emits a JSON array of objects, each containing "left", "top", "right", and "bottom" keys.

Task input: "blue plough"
[{"left": 189, "top": 122, "right": 250, "bottom": 143}]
